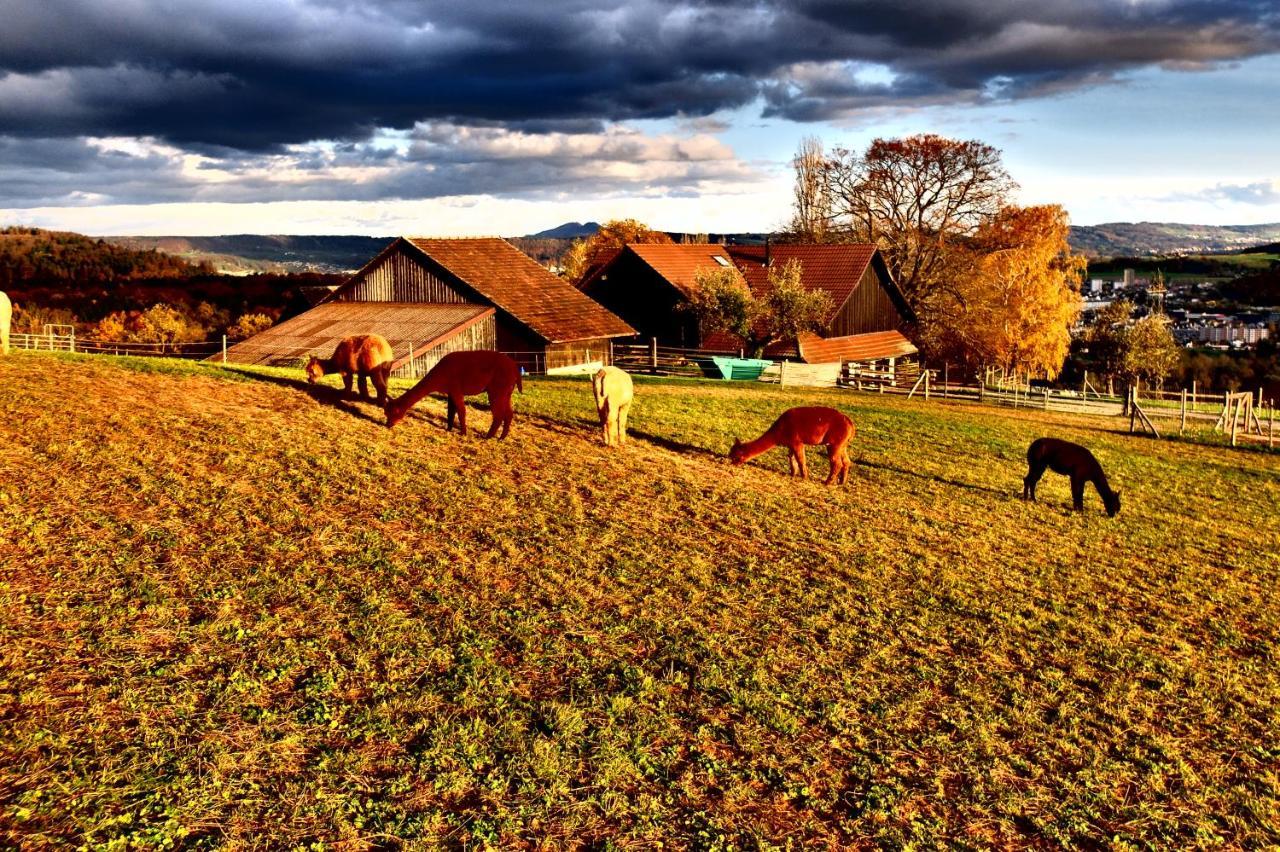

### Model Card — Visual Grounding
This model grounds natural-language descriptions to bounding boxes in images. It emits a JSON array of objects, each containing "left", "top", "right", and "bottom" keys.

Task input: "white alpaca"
[
  {"left": 0, "top": 292, "right": 10, "bottom": 355},
  {"left": 592, "top": 365, "right": 633, "bottom": 446}
]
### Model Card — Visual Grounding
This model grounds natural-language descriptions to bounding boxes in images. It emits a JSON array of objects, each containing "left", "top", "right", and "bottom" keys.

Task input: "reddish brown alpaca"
[
  {"left": 730, "top": 406, "right": 855, "bottom": 485},
  {"left": 384, "top": 350, "right": 522, "bottom": 438},
  {"left": 306, "top": 334, "right": 394, "bottom": 405}
]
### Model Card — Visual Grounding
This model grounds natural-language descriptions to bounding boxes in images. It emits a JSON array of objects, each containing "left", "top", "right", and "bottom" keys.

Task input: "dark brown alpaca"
[
  {"left": 384, "top": 350, "right": 522, "bottom": 438},
  {"left": 1023, "top": 437, "right": 1121, "bottom": 516},
  {"left": 729, "top": 406, "right": 855, "bottom": 485},
  {"left": 306, "top": 334, "right": 394, "bottom": 405}
]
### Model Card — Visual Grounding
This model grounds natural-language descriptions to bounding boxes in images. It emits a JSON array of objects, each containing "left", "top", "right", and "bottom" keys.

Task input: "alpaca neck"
[
  {"left": 390, "top": 372, "right": 443, "bottom": 414},
  {"left": 1092, "top": 468, "right": 1114, "bottom": 498},
  {"left": 316, "top": 356, "right": 338, "bottom": 376},
  {"left": 736, "top": 433, "right": 779, "bottom": 463}
]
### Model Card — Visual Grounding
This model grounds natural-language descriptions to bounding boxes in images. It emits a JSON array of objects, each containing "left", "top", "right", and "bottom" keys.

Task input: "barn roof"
[
  {"left": 727, "top": 244, "right": 914, "bottom": 324},
  {"left": 796, "top": 330, "right": 918, "bottom": 364},
  {"left": 625, "top": 243, "right": 745, "bottom": 297},
  {"left": 222, "top": 301, "right": 493, "bottom": 369},
  {"left": 400, "top": 237, "right": 635, "bottom": 343}
]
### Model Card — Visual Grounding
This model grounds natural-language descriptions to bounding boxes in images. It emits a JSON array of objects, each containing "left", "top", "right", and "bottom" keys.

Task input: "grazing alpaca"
[
  {"left": 1023, "top": 437, "right": 1121, "bottom": 516},
  {"left": 306, "top": 334, "right": 395, "bottom": 405},
  {"left": 592, "top": 366, "right": 634, "bottom": 446},
  {"left": 384, "top": 350, "right": 522, "bottom": 438},
  {"left": 729, "top": 406, "right": 855, "bottom": 485},
  {"left": 0, "top": 291, "right": 10, "bottom": 355}
]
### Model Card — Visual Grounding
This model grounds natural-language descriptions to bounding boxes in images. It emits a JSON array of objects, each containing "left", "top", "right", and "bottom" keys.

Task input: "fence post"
[
  {"left": 1191, "top": 380, "right": 1196, "bottom": 411},
  {"left": 1129, "top": 387, "right": 1136, "bottom": 433},
  {"left": 943, "top": 363, "right": 949, "bottom": 399},
  {"left": 1180, "top": 389, "right": 1187, "bottom": 434},
  {"left": 221, "top": 335, "right": 227, "bottom": 366},
  {"left": 1270, "top": 402, "right": 1275, "bottom": 448},
  {"left": 608, "top": 339, "right": 614, "bottom": 366},
  {"left": 649, "top": 337, "right": 658, "bottom": 374},
  {"left": 924, "top": 369, "right": 930, "bottom": 401}
]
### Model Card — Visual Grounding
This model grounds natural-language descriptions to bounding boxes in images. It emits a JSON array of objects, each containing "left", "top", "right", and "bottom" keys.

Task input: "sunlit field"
[{"left": 2, "top": 352, "right": 1278, "bottom": 848}]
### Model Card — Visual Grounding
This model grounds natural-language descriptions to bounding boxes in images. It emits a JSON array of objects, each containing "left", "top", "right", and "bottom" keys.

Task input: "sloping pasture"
[{"left": 1, "top": 353, "right": 1277, "bottom": 848}]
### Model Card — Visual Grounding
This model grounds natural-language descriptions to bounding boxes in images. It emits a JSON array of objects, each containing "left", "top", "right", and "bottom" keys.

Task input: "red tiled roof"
[
  {"left": 796, "top": 330, "right": 918, "bottom": 364},
  {"left": 404, "top": 237, "right": 635, "bottom": 343},
  {"left": 627, "top": 243, "right": 745, "bottom": 297},
  {"left": 728, "top": 244, "right": 879, "bottom": 323},
  {"left": 223, "top": 301, "right": 493, "bottom": 368}
]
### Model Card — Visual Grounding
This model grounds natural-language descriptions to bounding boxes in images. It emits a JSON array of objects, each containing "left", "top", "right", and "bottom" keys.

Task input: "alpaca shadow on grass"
[
  {"left": 854, "top": 458, "right": 1009, "bottom": 498},
  {"left": 231, "top": 369, "right": 385, "bottom": 426},
  {"left": 626, "top": 428, "right": 722, "bottom": 459}
]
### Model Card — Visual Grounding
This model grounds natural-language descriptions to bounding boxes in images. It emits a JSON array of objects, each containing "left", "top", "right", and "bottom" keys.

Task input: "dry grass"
[{"left": 1, "top": 352, "right": 1278, "bottom": 849}]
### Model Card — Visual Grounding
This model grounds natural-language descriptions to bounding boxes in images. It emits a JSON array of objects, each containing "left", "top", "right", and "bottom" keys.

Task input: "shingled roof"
[
  {"left": 796, "top": 330, "right": 918, "bottom": 364},
  {"left": 404, "top": 238, "right": 635, "bottom": 343},
  {"left": 625, "top": 243, "right": 745, "bottom": 297},
  {"left": 222, "top": 301, "right": 493, "bottom": 368}
]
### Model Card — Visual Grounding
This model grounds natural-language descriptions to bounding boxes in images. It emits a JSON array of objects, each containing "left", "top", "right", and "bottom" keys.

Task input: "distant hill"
[
  {"left": 1069, "top": 222, "right": 1280, "bottom": 258},
  {"left": 107, "top": 235, "right": 396, "bottom": 274},
  {"left": 1, "top": 226, "right": 210, "bottom": 287},
  {"left": 526, "top": 222, "right": 600, "bottom": 239}
]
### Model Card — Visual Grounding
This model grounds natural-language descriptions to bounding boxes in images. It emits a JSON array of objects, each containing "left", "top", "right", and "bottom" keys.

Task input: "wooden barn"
[
  {"left": 579, "top": 242, "right": 918, "bottom": 365},
  {"left": 224, "top": 237, "right": 635, "bottom": 376}
]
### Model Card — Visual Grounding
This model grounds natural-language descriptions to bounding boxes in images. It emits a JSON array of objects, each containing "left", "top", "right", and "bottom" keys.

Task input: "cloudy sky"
[{"left": 1, "top": 0, "right": 1278, "bottom": 235}]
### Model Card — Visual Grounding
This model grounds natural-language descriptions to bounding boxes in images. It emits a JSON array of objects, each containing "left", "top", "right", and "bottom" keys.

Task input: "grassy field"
[{"left": 1, "top": 353, "right": 1278, "bottom": 849}]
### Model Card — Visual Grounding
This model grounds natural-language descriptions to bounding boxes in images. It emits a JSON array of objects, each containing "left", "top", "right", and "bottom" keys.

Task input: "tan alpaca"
[
  {"left": 592, "top": 366, "right": 633, "bottom": 446},
  {"left": 305, "top": 334, "right": 395, "bottom": 404},
  {"left": 0, "top": 292, "right": 10, "bottom": 355}
]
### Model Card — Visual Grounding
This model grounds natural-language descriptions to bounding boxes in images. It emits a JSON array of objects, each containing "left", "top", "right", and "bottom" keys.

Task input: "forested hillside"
[{"left": 0, "top": 227, "right": 211, "bottom": 287}]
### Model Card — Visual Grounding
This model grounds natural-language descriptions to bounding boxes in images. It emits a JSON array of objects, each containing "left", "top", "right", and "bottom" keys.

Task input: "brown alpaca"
[
  {"left": 1023, "top": 437, "right": 1121, "bottom": 516},
  {"left": 729, "top": 406, "right": 855, "bottom": 485},
  {"left": 306, "top": 334, "right": 394, "bottom": 405},
  {"left": 384, "top": 350, "right": 522, "bottom": 438}
]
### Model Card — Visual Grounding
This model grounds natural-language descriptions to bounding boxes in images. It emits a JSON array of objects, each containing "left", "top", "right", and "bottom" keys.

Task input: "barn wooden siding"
[
  {"left": 828, "top": 263, "right": 901, "bottom": 337},
  {"left": 398, "top": 314, "right": 497, "bottom": 379},
  {"left": 338, "top": 245, "right": 469, "bottom": 304}
]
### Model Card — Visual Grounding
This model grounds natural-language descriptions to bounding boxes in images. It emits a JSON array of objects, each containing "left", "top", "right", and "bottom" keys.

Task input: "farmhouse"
[
  {"left": 579, "top": 242, "right": 918, "bottom": 365},
  {"left": 224, "top": 237, "right": 635, "bottom": 376}
]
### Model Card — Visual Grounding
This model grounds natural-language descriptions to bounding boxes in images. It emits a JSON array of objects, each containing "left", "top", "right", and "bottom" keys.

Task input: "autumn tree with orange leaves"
[
  {"left": 561, "top": 219, "right": 673, "bottom": 284},
  {"left": 818, "top": 134, "right": 1016, "bottom": 304},
  {"left": 916, "top": 205, "right": 1084, "bottom": 378}
]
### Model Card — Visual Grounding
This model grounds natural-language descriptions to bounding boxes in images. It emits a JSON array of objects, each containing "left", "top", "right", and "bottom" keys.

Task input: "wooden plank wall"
[
  {"left": 395, "top": 315, "right": 496, "bottom": 379},
  {"left": 829, "top": 264, "right": 901, "bottom": 337},
  {"left": 339, "top": 246, "right": 470, "bottom": 304}
]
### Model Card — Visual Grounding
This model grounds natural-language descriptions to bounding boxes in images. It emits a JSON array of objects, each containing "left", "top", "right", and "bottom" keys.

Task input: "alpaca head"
[
  {"left": 728, "top": 438, "right": 746, "bottom": 465},
  {"left": 1104, "top": 489, "right": 1121, "bottom": 517},
  {"left": 384, "top": 399, "right": 405, "bottom": 429},
  {"left": 304, "top": 356, "right": 325, "bottom": 384}
]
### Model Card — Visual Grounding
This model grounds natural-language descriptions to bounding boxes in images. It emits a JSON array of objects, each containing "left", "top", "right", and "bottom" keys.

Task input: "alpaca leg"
[
  {"left": 493, "top": 394, "right": 514, "bottom": 439},
  {"left": 1070, "top": 475, "right": 1085, "bottom": 512},
  {"left": 618, "top": 401, "right": 629, "bottom": 445},
  {"left": 793, "top": 444, "right": 808, "bottom": 479},
  {"left": 1023, "top": 464, "right": 1045, "bottom": 500},
  {"left": 358, "top": 373, "right": 370, "bottom": 400},
  {"left": 451, "top": 394, "right": 467, "bottom": 435},
  {"left": 598, "top": 400, "right": 611, "bottom": 445},
  {"left": 373, "top": 367, "right": 389, "bottom": 406},
  {"left": 485, "top": 393, "right": 507, "bottom": 439},
  {"left": 342, "top": 372, "right": 354, "bottom": 397},
  {"left": 824, "top": 445, "right": 838, "bottom": 485}
]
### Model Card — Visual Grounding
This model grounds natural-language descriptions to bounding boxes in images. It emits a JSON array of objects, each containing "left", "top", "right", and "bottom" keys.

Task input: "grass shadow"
[
  {"left": 626, "top": 428, "right": 723, "bottom": 459},
  {"left": 228, "top": 368, "right": 386, "bottom": 425},
  {"left": 855, "top": 458, "right": 1011, "bottom": 498}
]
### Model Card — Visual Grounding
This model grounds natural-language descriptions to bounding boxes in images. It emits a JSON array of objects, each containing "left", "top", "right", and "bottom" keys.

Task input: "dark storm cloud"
[
  {"left": 1, "top": 1, "right": 1278, "bottom": 206},
  {"left": 2, "top": 0, "right": 1277, "bottom": 150}
]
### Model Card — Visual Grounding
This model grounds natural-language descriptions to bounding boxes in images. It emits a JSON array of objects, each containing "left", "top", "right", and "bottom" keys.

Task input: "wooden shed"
[
  {"left": 224, "top": 237, "right": 635, "bottom": 376},
  {"left": 579, "top": 242, "right": 918, "bottom": 365}
]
